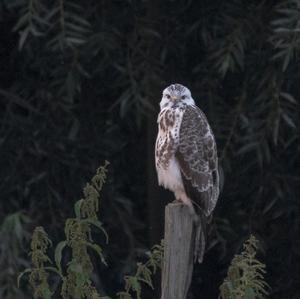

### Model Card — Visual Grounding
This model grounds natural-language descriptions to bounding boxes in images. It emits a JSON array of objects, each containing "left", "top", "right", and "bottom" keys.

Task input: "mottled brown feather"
[{"left": 176, "top": 105, "right": 219, "bottom": 216}]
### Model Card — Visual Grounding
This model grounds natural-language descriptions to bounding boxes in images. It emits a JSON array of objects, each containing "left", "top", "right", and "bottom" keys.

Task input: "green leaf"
[
  {"left": 117, "top": 292, "right": 132, "bottom": 299},
  {"left": 280, "top": 92, "right": 297, "bottom": 104},
  {"left": 219, "top": 56, "right": 230, "bottom": 77},
  {"left": 86, "top": 219, "right": 109, "bottom": 243},
  {"left": 17, "top": 268, "right": 32, "bottom": 287},
  {"left": 65, "top": 13, "right": 91, "bottom": 27},
  {"left": 282, "top": 113, "right": 296, "bottom": 128},
  {"left": 74, "top": 199, "right": 83, "bottom": 218},
  {"left": 18, "top": 27, "right": 30, "bottom": 50},
  {"left": 245, "top": 286, "right": 256, "bottom": 299},
  {"left": 66, "top": 22, "right": 91, "bottom": 33},
  {"left": 237, "top": 142, "right": 258, "bottom": 155},
  {"left": 13, "top": 12, "right": 29, "bottom": 31},
  {"left": 126, "top": 276, "right": 141, "bottom": 294},
  {"left": 282, "top": 50, "right": 291, "bottom": 71},
  {"left": 138, "top": 265, "right": 153, "bottom": 288},
  {"left": 44, "top": 266, "right": 63, "bottom": 278},
  {"left": 66, "top": 37, "right": 86, "bottom": 45},
  {"left": 86, "top": 243, "right": 107, "bottom": 266},
  {"left": 42, "top": 287, "right": 52, "bottom": 299},
  {"left": 54, "top": 241, "right": 67, "bottom": 273},
  {"left": 0, "top": 89, "right": 40, "bottom": 113}
]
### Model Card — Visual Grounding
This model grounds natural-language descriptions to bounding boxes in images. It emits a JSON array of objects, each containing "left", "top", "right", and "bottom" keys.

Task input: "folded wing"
[{"left": 175, "top": 105, "right": 219, "bottom": 216}]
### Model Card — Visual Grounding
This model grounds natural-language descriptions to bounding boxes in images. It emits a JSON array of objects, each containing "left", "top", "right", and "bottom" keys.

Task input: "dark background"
[{"left": 0, "top": 0, "right": 299, "bottom": 298}]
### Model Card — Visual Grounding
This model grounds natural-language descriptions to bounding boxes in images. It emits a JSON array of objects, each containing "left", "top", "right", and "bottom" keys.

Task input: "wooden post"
[{"left": 161, "top": 203, "right": 199, "bottom": 299}]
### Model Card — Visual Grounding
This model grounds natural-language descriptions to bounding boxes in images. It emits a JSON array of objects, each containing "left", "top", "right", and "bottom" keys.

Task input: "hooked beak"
[{"left": 171, "top": 96, "right": 179, "bottom": 101}]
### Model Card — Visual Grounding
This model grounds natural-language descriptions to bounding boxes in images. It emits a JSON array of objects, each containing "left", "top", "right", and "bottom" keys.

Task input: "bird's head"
[{"left": 160, "top": 83, "right": 194, "bottom": 109}]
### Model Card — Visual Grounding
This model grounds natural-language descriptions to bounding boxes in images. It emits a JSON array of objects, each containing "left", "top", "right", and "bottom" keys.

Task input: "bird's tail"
[{"left": 194, "top": 211, "right": 208, "bottom": 263}]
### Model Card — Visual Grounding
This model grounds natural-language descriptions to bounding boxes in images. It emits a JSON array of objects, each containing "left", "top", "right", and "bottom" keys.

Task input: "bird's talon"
[{"left": 172, "top": 199, "right": 181, "bottom": 204}]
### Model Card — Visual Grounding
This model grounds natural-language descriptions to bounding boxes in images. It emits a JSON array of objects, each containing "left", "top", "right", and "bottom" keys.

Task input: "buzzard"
[{"left": 155, "top": 83, "right": 219, "bottom": 263}]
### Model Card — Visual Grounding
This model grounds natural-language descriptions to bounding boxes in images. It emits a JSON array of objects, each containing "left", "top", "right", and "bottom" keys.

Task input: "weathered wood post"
[{"left": 161, "top": 203, "right": 200, "bottom": 299}]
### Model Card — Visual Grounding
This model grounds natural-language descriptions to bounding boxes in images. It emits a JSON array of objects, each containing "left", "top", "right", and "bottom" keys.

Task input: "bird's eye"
[
  {"left": 181, "top": 95, "right": 186, "bottom": 100},
  {"left": 166, "top": 94, "right": 171, "bottom": 99}
]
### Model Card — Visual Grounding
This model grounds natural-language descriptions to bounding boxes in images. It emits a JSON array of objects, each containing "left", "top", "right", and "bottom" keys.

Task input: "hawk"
[{"left": 155, "top": 83, "right": 219, "bottom": 263}]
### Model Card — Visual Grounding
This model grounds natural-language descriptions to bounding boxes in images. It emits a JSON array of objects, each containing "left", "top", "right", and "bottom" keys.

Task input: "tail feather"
[
  {"left": 194, "top": 212, "right": 207, "bottom": 263},
  {"left": 180, "top": 171, "right": 218, "bottom": 263}
]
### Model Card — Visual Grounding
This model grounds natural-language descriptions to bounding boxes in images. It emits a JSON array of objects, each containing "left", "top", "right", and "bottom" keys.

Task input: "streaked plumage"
[{"left": 155, "top": 83, "right": 219, "bottom": 263}]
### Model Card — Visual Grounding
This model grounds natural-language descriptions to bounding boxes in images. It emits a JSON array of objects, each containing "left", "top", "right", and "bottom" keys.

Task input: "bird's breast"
[
  {"left": 157, "top": 106, "right": 185, "bottom": 133},
  {"left": 155, "top": 107, "right": 185, "bottom": 170},
  {"left": 156, "top": 156, "right": 184, "bottom": 192}
]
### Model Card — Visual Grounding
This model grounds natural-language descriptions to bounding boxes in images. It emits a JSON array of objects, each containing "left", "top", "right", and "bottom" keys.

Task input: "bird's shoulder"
[{"left": 180, "top": 104, "right": 211, "bottom": 138}]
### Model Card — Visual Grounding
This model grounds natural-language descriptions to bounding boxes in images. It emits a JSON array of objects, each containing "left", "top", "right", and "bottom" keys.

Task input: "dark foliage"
[{"left": 0, "top": 0, "right": 299, "bottom": 298}]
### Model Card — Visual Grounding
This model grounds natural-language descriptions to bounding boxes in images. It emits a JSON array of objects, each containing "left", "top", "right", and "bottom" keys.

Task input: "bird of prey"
[{"left": 155, "top": 83, "right": 219, "bottom": 263}]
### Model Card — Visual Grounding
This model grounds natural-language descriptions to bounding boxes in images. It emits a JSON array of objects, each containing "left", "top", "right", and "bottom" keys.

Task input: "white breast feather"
[
  {"left": 157, "top": 156, "right": 184, "bottom": 191},
  {"left": 155, "top": 107, "right": 185, "bottom": 193}
]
